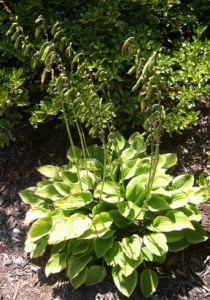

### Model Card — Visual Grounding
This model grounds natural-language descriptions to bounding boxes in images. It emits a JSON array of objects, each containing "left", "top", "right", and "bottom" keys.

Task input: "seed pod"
[
  {"left": 51, "top": 21, "right": 60, "bottom": 35},
  {"left": 14, "top": 35, "right": 22, "bottom": 49},
  {"left": 31, "top": 55, "right": 38, "bottom": 69},
  {"left": 54, "top": 29, "right": 63, "bottom": 39},
  {"left": 39, "top": 41, "right": 51, "bottom": 58},
  {"left": 121, "top": 36, "right": 135, "bottom": 53},
  {"left": 44, "top": 52, "right": 52, "bottom": 67},
  {"left": 140, "top": 99, "right": 146, "bottom": 112},
  {"left": 24, "top": 44, "right": 31, "bottom": 56},
  {"left": 65, "top": 46, "right": 72, "bottom": 58},
  {"left": 6, "top": 23, "right": 18, "bottom": 36},
  {"left": 41, "top": 68, "right": 49, "bottom": 83},
  {"left": 41, "top": 45, "right": 54, "bottom": 61},
  {"left": 11, "top": 29, "right": 20, "bottom": 41},
  {"left": 127, "top": 65, "right": 136, "bottom": 75},
  {"left": 35, "top": 26, "right": 41, "bottom": 38}
]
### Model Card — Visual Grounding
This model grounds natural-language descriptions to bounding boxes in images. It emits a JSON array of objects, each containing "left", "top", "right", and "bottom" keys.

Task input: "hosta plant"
[{"left": 19, "top": 131, "right": 208, "bottom": 298}]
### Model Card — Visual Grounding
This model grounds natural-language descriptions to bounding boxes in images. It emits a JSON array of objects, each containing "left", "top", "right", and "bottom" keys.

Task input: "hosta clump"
[{"left": 19, "top": 132, "right": 208, "bottom": 298}]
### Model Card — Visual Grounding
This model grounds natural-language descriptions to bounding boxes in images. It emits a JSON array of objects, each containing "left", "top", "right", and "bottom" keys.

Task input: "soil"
[{"left": 0, "top": 100, "right": 210, "bottom": 300}]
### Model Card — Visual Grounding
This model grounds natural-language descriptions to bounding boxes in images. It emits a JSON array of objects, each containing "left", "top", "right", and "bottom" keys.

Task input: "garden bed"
[{"left": 0, "top": 100, "right": 209, "bottom": 300}]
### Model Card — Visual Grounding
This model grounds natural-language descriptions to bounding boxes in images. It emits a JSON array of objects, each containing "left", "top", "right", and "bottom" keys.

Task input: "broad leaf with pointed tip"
[
  {"left": 112, "top": 265, "right": 138, "bottom": 297},
  {"left": 121, "top": 235, "right": 142, "bottom": 260},
  {"left": 143, "top": 233, "right": 168, "bottom": 257},
  {"left": 35, "top": 184, "right": 61, "bottom": 201},
  {"left": 85, "top": 266, "right": 107, "bottom": 285},
  {"left": 140, "top": 269, "right": 158, "bottom": 297},
  {"left": 29, "top": 217, "right": 52, "bottom": 241},
  {"left": 172, "top": 174, "right": 194, "bottom": 189},
  {"left": 45, "top": 252, "right": 67, "bottom": 276},
  {"left": 129, "top": 132, "right": 146, "bottom": 154},
  {"left": 19, "top": 187, "right": 46, "bottom": 206}
]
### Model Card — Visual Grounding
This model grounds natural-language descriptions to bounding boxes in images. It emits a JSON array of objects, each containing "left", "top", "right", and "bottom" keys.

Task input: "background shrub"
[{"left": 0, "top": 0, "right": 210, "bottom": 146}]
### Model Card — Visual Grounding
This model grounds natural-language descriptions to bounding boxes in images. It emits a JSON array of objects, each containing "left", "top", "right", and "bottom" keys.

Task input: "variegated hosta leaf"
[
  {"left": 172, "top": 174, "right": 194, "bottom": 190},
  {"left": 140, "top": 269, "right": 158, "bottom": 297},
  {"left": 37, "top": 165, "right": 60, "bottom": 179},
  {"left": 121, "top": 234, "right": 142, "bottom": 260},
  {"left": 48, "top": 214, "right": 91, "bottom": 244},
  {"left": 45, "top": 252, "right": 67, "bottom": 276},
  {"left": 143, "top": 233, "right": 168, "bottom": 257},
  {"left": 85, "top": 266, "right": 107, "bottom": 285},
  {"left": 112, "top": 265, "right": 138, "bottom": 297}
]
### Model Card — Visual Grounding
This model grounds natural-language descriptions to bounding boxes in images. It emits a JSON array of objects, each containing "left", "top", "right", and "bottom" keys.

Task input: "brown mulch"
[{"left": 0, "top": 100, "right": 210, "bottom": 300}]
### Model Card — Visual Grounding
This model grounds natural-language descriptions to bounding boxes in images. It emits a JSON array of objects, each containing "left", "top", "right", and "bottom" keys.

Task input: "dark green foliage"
[{"left": 0, "top": 0, "right": 210, "bottom": 146}]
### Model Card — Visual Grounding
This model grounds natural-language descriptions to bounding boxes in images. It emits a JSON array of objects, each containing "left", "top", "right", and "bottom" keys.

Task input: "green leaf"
[
  {"left": 61, "top": 171, "right": 78, "bottom": 185},
  {"left": 87, "top": 144, "right": 104, "bottom": 164},
  {"left": 118, "top": 201, "right": 144, "bottom": 220},
  {"left": 35, "top": 184, "right": 61, "bottom": 201},
  {"left": 53, "top": 182, "right": 70, "bottom": 196},
  {"left": 121, "top": 159, "right": 140, "bottom": 180},
  {"left": 165, "top": 231, "right": 185, "bottom": 243},
  {"left": 25, "top": 208, "right": 49, "bottom": 225},
  {"left": 166, "top": 210, "right": 194, "bottom": 230},
  {"left": 126, "top": 175, "right": 146, "bottom": 203},
  {"left": 118, "top": 252, "right": 143, "bottom": 276},
  {"left": 79, "top": 158, "right": 103, "bottom": 173},
  {"left": 54, "top": 191, "right": 92, "bottom": 210},
  {"left": 121, "top": 234, "right": 142, "bottom": 260},
  {"left": 37, "top": 165, "right": 60, "bottom": 179},
  {"left": 168, "top": 238, "right": 190, "bottom": 252},
  {"left": 148, "top": 194, "right": 170, "bottom": 211},
  {"left": 108, "top": 131, "right": 125, "bottom": 151},
  {"left": 72, "top": 240, "right": 91, "bottom": 255},
  {"left": 95, "top": 181, "right": 120, "bottom": 197},
  {"left": 121, "top": 147, "right": 137, "bottom": 161},
  {"left": 29, "top": 217, "right": 52, "bottom": 241},
  {"left": 85, "top": 266, "right": 107, "bottom": 285},
  {"left": 169, "top": 191, "right": 189, "bottom": 209},
  {"left": 67, "top": 146, "right": 82, "bottom": 161},
  {"left": 185, "top": 222, "right": 208, "bottom": 244},
  {"left": 112, "top": 265, "right": 138, "bottom": 297},
  {"left": 104, "top": 241, "right": 121, "bottom": 266},
  {"left": 158, "top": 153, "right": 177, "bottom": 169},
  {"left": 82, "top": 212, "right": 113, "bottom": 238},
  {"left": 136, "top": 158, "right": 151, "bottom": 174},
  {"left": 94, "top": 181, "right": 122, "bottom": 203},
  {"left": 94, "top": 236, "right": 114, "bottom": 258},
  {"left": 49, "top": 214, "right": 91, "bottom": 244},
  {"left": 153, "top": 171, "right": 172, "bottom": 188},
  {"left": 140, "top": 269, "right": 158, "bottom": 297},
  {"left": 172, "top": 174, "right": 194, "bottom": 190},
  {"left": 19, "top": 187, "right": 46, "bottom": 206},
  {"left": 179, "top": 205, "right": 202, "bottom": 222},
  {"left": 129, "top": 132, "right": 146, "bottom": 154},
  {"left": 45, "top": 253, "right": 67, "bottom": 276},
  {"left": 141, "top": 246, "right": 155, "bottom": 262},
  {"left": 92, "top": 202, "right": 116, "bottom": 216},
  {"left": 30, "top": 236, "right": 48, "bottom": 258},
  {"left": 80, "top": 170, "right": 96, "bottom": 189},
  {"left": 187, "top": 187, "right": 206, "bottom": 204},
  {"left": 109, "top": 209, "right": 130, "bottom": 228},
  {"left": 153, "top": 216, "right": 175, "bottom": 232},
  {"left": 67, "top": 254, "right": 92, "bottom": 280},
  {"left": 70, "top": 266, "right": 88, "bottom": 289},
  {"left": 143, "top": 233, "right": 168, "bottom": 257}
]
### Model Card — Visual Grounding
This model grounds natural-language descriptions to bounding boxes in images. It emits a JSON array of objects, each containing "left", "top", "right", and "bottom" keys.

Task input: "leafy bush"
[
  {"left": 20, "top": 131, "right": 208, "bottom": 298},
  {"left": 1, "top": 0, "right": 210, "bottom": 146},
  {"left": 0, "top": 67, "right": 28, "bottom": 147}
]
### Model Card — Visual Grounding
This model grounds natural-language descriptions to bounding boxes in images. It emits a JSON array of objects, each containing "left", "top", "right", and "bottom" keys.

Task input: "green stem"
[{"left": 61, "top": 98, "right": 82, "bottom": 190}]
